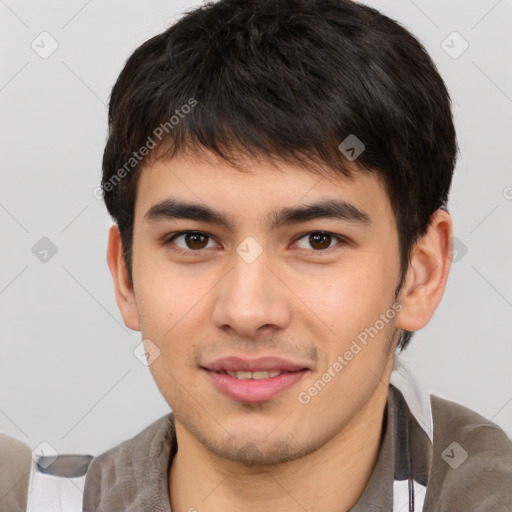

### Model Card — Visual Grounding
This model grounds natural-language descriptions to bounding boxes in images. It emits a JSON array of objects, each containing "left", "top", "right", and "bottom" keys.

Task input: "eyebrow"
[{"left": 144, "top": 197, "right": 372, "bottom": 231}]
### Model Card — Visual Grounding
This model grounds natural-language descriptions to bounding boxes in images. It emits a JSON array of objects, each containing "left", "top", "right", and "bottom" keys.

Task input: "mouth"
[
  {"left": 201, "top": 357, "right": 310, "bottom": 403},
  {"left": 214, "top": 369, "right": 293, "bottom": 379}
]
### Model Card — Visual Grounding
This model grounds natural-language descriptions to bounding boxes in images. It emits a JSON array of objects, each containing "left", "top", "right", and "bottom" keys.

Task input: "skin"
[{"left": 107, "top": 148, "right": 453, "bottom": 512}]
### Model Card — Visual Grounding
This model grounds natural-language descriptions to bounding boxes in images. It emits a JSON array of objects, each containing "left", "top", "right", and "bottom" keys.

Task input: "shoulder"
[
  {"left": 83, "top": 413, "right": 174, "bottom": 511},
  {"left": 429, "top": 393, "right": 512, "bottom": 459},
  {"left": 82, "top": 429, "right": 139, "bottom": 509},
  {"left": 85, "top": 413, "right": 174, "bottom": 483},
  {"left": 0, "top": 433, "right": 32, "bottom": 512},
  {"left": 426, "top": 393, "right": 512, "bottom": 509}
]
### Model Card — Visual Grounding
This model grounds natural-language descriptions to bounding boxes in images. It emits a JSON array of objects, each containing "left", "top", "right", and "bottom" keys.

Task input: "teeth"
[{"left": 225, "top": 370, "right": 282, "bottom": 379}]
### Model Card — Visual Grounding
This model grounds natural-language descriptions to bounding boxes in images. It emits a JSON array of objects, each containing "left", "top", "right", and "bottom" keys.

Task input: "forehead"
[{"left": 135, "top": 150, "right": 394, "bottom": 231}]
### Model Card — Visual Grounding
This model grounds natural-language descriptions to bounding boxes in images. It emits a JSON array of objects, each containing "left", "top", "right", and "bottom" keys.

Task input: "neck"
[{"left": 168, "top": 382, "right": 390, "bottom": 512}]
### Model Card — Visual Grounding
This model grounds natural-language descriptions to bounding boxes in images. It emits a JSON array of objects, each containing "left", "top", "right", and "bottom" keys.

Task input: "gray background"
[{"left": 1, "top": 0, "right": 511, "bottom": 457}]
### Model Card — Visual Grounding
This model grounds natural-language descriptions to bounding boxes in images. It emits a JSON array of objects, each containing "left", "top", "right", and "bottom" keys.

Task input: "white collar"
[{"left": 390, "top": 354, "right": 434, "bottom": 444}]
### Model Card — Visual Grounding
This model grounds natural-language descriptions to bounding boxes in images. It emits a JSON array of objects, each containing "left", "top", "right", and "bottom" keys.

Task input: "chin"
[{"left": 193, "top": 426, "right": 321, "bottom": 467}]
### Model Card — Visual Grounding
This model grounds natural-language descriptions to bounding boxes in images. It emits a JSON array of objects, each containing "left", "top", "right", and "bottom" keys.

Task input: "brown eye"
[
  {"left": 309, "top": 233, "right": 332, "bottom": 250},
  {"left": 183, "top": 232, "right": 209, "bottom": 250},
  {"left": 294, "top": 231, "right": 345, "bottom": 252},
  {"left": 168, "top": 231, "right": 217, "bottom": 252}
]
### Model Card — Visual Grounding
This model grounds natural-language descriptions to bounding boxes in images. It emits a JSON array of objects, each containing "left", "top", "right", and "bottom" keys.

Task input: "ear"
[
  {"left": 106, "top": 224, "right": 141, "bottom": 331},
  {"left": 396, "top": 208, "right": 453, "bottom": 332}
]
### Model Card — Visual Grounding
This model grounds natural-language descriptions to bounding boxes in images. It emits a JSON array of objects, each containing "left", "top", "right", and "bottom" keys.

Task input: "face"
[{"left": 126, "top": 150, "right": 404, "bottom": 465}]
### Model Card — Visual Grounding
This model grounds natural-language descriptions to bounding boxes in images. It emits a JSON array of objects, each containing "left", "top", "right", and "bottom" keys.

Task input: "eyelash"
[{"left": 163, "top": 230, "right": 349, "bottom": 256}]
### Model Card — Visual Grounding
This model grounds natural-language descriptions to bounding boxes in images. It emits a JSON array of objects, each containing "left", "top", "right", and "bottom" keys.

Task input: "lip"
[
  {"left": 204, "top": 367, "right": 309, "bottom": 403},
  {"left": 202, "top": 356, "right": 310, "bottom": 373}
]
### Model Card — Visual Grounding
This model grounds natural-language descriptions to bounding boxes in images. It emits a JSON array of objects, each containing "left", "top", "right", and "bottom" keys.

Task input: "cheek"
[
  {"left": 134, "top": 271, "right": 206, "bottom": 372},
  {"left": 294, "top": 259, "right": 389, "bottom": 331},
  {"left": 134, "top": 258, "right": 195, "bottom": 333},
  {"left": 297, "top": 259, "right": 396, "bottom": 372}
]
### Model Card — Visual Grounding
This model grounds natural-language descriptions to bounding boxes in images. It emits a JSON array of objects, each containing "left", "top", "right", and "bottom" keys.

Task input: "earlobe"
[
  {"left": 396, "top": 209, "right": 453, "bottom": 332},
  {"left": 106, "top": 224, "right": 141, "bottom": 331}
]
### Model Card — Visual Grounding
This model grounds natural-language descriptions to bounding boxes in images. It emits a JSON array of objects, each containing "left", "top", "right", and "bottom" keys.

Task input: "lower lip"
[{"left": 204, "top": 369, "right": 308, "bottom": 403}]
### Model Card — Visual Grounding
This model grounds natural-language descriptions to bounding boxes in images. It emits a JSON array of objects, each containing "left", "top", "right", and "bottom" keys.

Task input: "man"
[{"left": 10, "top": 0, "right": 512, "bottom": 510}]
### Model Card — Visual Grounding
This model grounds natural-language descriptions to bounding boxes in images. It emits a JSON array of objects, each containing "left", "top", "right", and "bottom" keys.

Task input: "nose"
[{"left": 211, "top": 248, "right": 292, "bottom": 339}]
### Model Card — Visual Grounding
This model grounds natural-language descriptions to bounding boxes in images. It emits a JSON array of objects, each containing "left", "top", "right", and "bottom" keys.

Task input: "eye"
[
  {"left": 165, "top": 231, "right": 219, "bottom": 254},
  {"left": 293, "top": 231, "right": 347, "bottom": 252},
  {"left": 164, "top": 230, "right": 348, "bottom": 256}
]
